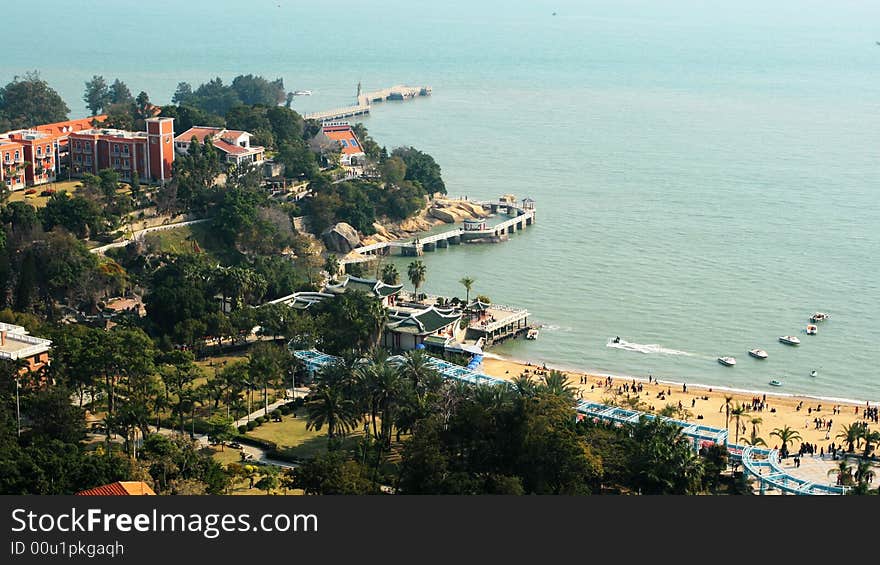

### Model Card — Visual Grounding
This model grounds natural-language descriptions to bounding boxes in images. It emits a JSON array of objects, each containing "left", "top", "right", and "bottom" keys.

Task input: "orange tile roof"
[
  {"left": 323, "top": 127, "right": 364, "bottom": 155},
  {"left": 174, "top": 126, "right": 223, "bottom": 143},
  {"left": 35, "top": 116, "right": 106, "bottom": 137},
  {"left": 76, "top": 481, "right": 156, "bottom": 496}
]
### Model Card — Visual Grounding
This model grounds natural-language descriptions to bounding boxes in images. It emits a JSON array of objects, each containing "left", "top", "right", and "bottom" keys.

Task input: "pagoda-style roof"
[
  {"left": 387, "top": 306, "right": 462, "bottom": 335},
  {"left": 466, "top": 299, "right": 492, "bottom": 312},
  {"left": 325, "top": 276, "right": 403, "bottom": 299}
]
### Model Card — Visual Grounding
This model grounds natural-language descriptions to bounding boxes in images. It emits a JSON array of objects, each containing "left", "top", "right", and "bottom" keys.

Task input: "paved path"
[{"left": 90, "top": 218, "right": 210, "bottom": 255}]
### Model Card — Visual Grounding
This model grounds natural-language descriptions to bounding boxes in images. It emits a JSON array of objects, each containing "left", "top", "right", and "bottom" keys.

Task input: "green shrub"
[{"left": 238, "top": 425, "right": 247, "bottom": 434}]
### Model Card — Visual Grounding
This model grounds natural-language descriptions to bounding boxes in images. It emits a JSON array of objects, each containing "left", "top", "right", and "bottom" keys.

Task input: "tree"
[
  {"left": 305, "top": 383, "right": 360, "bottom": 446},
  {"left": 407, "top": 260, "right": 426, "bottom": 297},
  {"left": 391, "top": 146, "right": 446, "bottom": 194},
  {"left": 206, "top": 415, "right": 234, "bottom": 450},
  {"left": 837, "top": 422, "right": 863, "bottom": 453},
  {"left": 277, "top": 140, "right": 318, "bottom": 179},
  {"left": 83, "top": 75, "right": 111, "bottom": 116},
  {"left": 459, "top": 276, "right": 475, "bottom": 303},
  {"left": 730, "top": 405, "right": 746, "bottom": 444},
  {"left": 770, "top": 426, "right": 802, "bottom": 457},
  {"left": 861, "top": 429, "right": 880, "bottom": 460},
  {"left": 109, "top": 79, "right": 134, "bottom": 105},
  {"left": 380, "top": 264, "right": 399, "bottom": 285},
  {"left": 293, "top": 452, "right": 378, "bottom": 495},
  {"left": 380, "top": 156, "right": 406, "bottom": 185},
  {"left": 254, "top": 469, "right": 279, "bottom": 495},
  {"left": 0, "top": 72, "right": 69, "bottom": 129}
]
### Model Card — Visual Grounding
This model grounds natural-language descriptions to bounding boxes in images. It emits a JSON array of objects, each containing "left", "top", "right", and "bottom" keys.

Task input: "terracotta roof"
[
  {"left": 35, "top": 116, "right": 106, "bottom": 136},
  {"left": 76, "top": 481, "right": 156, "bottom": 496},
  {"left": 214, "top": 139, "right": 252, "bottom": 156},
  {"left": 174, "top": 126, "right": 224, "bottom": 143},
  {"left": 322, "top": 126, "right": 364, "bottom": 155}
]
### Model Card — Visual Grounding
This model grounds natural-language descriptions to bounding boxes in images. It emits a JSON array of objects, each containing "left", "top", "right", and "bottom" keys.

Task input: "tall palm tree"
[
  {"left": 749, "top": 417, "right": 763, "bottom": 440},
  {"left": 723, "top": 395, "right": 733, "bottom": 431},
  {"left": 852, "top": 459, "right": 876, "bottom": 494},
  {"left": 459, "top": 276, "right": 475, "bottom": 304},
  {"left": 380, "top": 263, "right": 399, "bottom": 285},
  {"left": 400, "top": 349, "right": 441, "bottom": 400},
  {"left": 511, "top": 374, "right": 537, "bottom": 398},
  {"left": 305, "top": 385, "right": 359, "bottom": 447},
  {"left": 360, "top": 354, "right": 405, "bottom": 447},
  {"left": 741, "top": 434, "right": 767, "bottom": 447},
  {"left": 730, "top": 405, "right": 746, "bottom": 444},
  {"left": 407, "top": 260, "right": 426, "bottom": 298},
  {"left": 770, "top": 425, "right": 802, "bottom": 456}
]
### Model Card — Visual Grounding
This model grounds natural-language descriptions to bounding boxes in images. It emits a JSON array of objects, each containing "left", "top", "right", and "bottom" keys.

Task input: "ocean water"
[{"left": 5, "top": 0, "right": 880, "bottom": 400}]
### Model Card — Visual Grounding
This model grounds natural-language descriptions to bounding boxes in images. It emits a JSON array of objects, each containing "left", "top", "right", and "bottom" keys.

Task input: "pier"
[
  {"left": 304, "top": 84, "right": 431, "bottom": 123},
  {"left": 341, "top": 197, "right": 535, "bottom": 265}
]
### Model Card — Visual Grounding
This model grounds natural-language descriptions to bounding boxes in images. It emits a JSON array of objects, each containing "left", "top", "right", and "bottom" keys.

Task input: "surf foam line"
[{"left": 606, "top": 338, "right": 695, "bottom": 357}]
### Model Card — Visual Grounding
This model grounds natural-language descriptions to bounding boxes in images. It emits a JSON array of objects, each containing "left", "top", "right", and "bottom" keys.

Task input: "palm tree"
[
  {"left": 459, "top": 276, "right": 475, "bottom": 304},
  {"left": 852, "top": 459, "right": 876, "bottom": 494},
  {"left": 837, "top": 422, "right": 863, "bottom": 453},
  {"left": 380, "top": 263, "right": 399, "bottom": 285},
  {"left": 539, "top": 370, "right": 577, "bottom": 402},
  {"left": 770, "top": 425, "right": 802, "bottom": 456},
  {"left": 723, "top": 395, "right": 733, "bottom": 431},
  {"left": 407, "top": 260, "right": 426, "bottom": 299},
  {"left": 730, "top": 405, "right": 746, "bottom": 444},
  {"left": 861, "top": 429, "right": 880, "bottom": 460},
  {"left": 305, "top": 386, "right": 360, "bottom": 446},
  {"left": 741, "top": 434, "right": 767, "bottom": 447},
  {"left": 827, "top": 460, "right": 854, "bottom": 487},
  {"left": 400, "top": 349, "right": 441, "bottom": 400},
  {"left": 749, "top": 417, "right": 763, "bottom": 440},
  {"left": 511, "top": 374, "right": 537, "bottom": 398}
]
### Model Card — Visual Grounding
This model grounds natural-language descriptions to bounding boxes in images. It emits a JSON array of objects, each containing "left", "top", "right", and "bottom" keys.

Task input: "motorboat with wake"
[
  {"left": 718, "top": 356, "right": 736, "bottom": 367},
  {"left": 810, "top": 370, "right": 818, "bottom": 378},
  {"left": 779, "top": 335, "right": 800, "bottom": 346},
  {"left": 810, "top": 312, "right": 829, "bottom": 323},
  {"left": 806, "top": 324, "right": 818, "bottom": 335},
  {"left": 748, "top": 348, "right": 768, "bottom": 360},
  {"left": 526, "top": 328, "right": 539, "bottom": 340}
]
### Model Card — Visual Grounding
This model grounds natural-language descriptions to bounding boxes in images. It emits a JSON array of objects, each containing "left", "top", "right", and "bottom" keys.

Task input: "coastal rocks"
[
  {"left": 321, "top": 222, "right": 361, "bottom": 253},
  {"left": 398, "top": 216, "right": 435, "bottom": 232},
  {"left": 428, "top": 199, "right": 489, "bottom": 224}
]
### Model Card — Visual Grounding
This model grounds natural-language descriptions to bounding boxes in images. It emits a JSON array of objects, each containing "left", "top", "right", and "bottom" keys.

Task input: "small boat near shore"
[
  {"left": 526, "top": 328, "right": 539, "bottom": 340},
  {"left": 769, "top": 379, "right": 783, "bottom": 387},
  {"left": 810, "top": 312, "right": 829, "bottom": 323},
  {"left": 779, "top": 335, "right": 800, "bottom": 346},
  {"left": 748, "top": 348, "right": 768, "bottom": 360},
  {"left": 718, "top": 356, "right": 736, "bottom": 367},
  {"left": 810, "top": 370, "right": 818, "bottom": 378},
  {"left": 293, "top": 90, "right": 312, "bottom": 96},
  {"left": 806, "top": 324, "right": 818, "bottom": 335}
]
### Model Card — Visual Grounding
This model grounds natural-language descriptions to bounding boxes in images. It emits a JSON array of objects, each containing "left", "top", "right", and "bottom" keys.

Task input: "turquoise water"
[{"left": 5, "top": 0, "right": 880, "bottom": 400}]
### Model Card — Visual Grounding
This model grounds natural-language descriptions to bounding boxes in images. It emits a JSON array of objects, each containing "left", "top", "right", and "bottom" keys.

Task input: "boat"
[
  {"left": 526, "top": 328, "right": 539, "bottom": 340},
  {"left": 806, "top": 324, "right": 818, "bottom": 335},
  {"left": 293, "top": 90, "right": 312, "bottom": 96},
  {"left": 769, "top": 379, "right": 783, "bottom": 387},
  {"left": 748, "top": 348, "right": 768, "bottom": 360},
  {"left": 810, "top": 312, "right": 829, "bottom": 323},
  {"left": 779, "top": 335, "right": 800, "bottom": 346},
  {"left": 810, "top": 370, "right": 818, "bottom": 378},
  {"left": 718, "top": 356, "right": 736, "bottom": 367}
]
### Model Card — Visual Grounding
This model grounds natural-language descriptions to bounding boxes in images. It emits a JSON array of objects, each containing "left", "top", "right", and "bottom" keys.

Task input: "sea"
[{"left": 5, "top": 0, "right": 879, "bottom": 402}]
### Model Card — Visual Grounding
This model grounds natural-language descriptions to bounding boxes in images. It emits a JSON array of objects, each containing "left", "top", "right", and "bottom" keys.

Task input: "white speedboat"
[
  {"left": 293, "top": 90, "right": 313, "bottom": 96},
  {"left": 718, "top": 356, "right": 736, "bottom": 367},
  {"left": 810, "top": 312, "right": 829, "bottom": 323},
  {"left": 526, "top": 328, "right": 539, "bottom": 340},
  {"left": 769, "top": 379, "right": 783, "bottom": 387},
  {"left": 779, "top": 335, "right": 800, "bottom": 346},
  {"left": 810, "top": 370, "right": 818, "bottom": 378},
  {"left": 748, "top": 348, "right": 768, "bottom": 360},
  {"left": 806, "top": 324, "right": 818, "bottom": 335}
]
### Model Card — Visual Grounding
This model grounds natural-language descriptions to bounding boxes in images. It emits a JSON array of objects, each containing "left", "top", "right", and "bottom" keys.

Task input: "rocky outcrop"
[
  {"left": 428, "top": 199, "right": 489, "bottom": 224},
  {"left": 322, "top": 222, "right": 361, "bottom": 253}
]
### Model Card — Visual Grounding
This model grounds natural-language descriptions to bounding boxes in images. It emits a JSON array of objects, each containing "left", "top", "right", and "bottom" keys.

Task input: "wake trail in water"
[{"left": 606, "top": 338, "right": 696, "bottom": 357}]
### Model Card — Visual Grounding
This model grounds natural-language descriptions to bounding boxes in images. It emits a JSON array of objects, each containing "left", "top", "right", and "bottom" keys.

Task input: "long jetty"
[
  {"left": 343, "top": 198, "right": 536, "bottom": 265},
  {"left": 304, "top": 84, "right": 431, "bottom": 122},
  {"left": 293, "top": 349, "right": 849, "bottom": 496}
]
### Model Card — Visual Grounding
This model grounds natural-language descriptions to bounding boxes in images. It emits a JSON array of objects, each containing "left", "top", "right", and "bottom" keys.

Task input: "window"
[
  {"left": 14, "top": 151, "right": 20, "bottom": 160},
  {"left": 114, "top": 158, "right": 120, "bottom": 167},
  {"left": 340, "top": 140, "right": 348, "bottom": 148},
  {"left": 350, "top": 139, "right": 359, "bottom": 147},
  {"left": 85, "top": 156, "right": 92, "bottom": 165},
  {"left": 36, "top": 147, "right": 42, "bottom": 157},
  {"left": 122, "top": 145, "right": 129, "bottom": 154},
  {"left": 74, "top": 141, "right": 81, "bottom": 151},
  {"left": 123, "top": 159, "right": 130, "bottom": 168}
]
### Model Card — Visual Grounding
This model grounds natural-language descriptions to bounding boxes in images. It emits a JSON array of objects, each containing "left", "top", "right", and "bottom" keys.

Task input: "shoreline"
[{"left": 480, "top": 352, "right": 878, "bottom": 409}]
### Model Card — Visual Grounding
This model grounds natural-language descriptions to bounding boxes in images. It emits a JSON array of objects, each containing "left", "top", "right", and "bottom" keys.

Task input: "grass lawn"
[
  {"left": 8, "top": 179, "right": 81, "bottom": 207},
  {"left": 142, "top": 222, "right": 243, "bottom": 265},
  {"left": 245, "top": 415, "right": 364, "bottom": 461}
]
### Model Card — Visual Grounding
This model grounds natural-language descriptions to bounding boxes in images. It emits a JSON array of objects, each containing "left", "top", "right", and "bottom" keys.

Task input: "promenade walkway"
[{"left": 292, "top": 349, "right": 849, "bottom": 495}]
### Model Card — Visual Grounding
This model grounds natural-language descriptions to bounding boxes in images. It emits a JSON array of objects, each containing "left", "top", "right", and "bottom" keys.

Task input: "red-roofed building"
[
  {"left": 76, "top": 481, "right": 156, "bottom": 496},
  {"left": 67, "top": 117, "right": 174, "bottom": 183},
  {"left": 174, "top": 126, "right": 265, "bottom": 167},
  {"left": 310, "top": 121, "right": 366, "bottom": 166}
]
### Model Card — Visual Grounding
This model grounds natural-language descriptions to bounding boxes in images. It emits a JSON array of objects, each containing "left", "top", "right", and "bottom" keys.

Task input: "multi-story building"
[
  {"left": 68, "top": 117, "right": 174, "bottom": 183},
  {"left": 0, "top": 322, "right": 51, "bottom": 378},
  {"left": 174, "top": 126, "right": 265, "bottom": 167},
  {"left": 310, "top": 121, "right": 366, "bottom": 166},
  {"left": 0, "top": 139, "right": 26, "bottom": 191},
  {"left": 3, "top": 130, "right": 58, "bottom": 186}
]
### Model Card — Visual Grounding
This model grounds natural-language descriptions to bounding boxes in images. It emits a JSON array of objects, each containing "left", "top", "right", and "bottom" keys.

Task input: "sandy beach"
[{"left": 482, "top": 357, "right": 877, "bottom": 452}]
